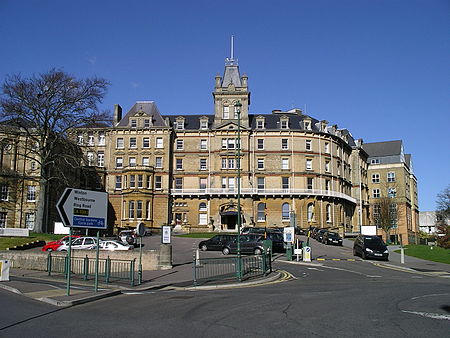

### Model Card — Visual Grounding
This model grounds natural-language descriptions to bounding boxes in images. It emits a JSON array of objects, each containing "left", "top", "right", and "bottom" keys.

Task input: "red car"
[{"left": 41, "top": 235, "right": 81, "bottom": 252}]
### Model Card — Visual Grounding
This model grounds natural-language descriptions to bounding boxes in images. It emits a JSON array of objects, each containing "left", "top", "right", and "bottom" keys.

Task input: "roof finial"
[
  {"left": 231, "top": 35, "right": 234, "bottom": 60},
  {"left": 225, "top": 35, "right": 238, "bottom": 66}
]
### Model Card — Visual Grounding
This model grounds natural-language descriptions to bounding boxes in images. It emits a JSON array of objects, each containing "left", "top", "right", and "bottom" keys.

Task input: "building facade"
[
  {"left": 363, "top": 140, "right": 419, "bottom": 244},
  {"left": 1, "top": 55, "right": 419, "bottom": 240},
  {"left": 72, "top": 56, "right": 372, "bottom": 235},
  {"left": 0, "top": 124, "right": 40, "bottom": 230}
]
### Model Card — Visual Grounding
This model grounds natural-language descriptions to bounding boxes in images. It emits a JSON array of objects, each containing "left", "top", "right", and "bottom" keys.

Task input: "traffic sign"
[{"left": 57, "top": 188, "right": 108, "bottom": 229}]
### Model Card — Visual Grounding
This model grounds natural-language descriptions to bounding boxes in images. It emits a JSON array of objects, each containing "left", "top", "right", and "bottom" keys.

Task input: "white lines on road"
[
  {"left": 365, "top": 275, "right": 382, "bottom": 278},
  {"left": 402, "top": 310, "right": 450, "bottom": 321},
  {"left": 307, "top": 267, "right": 325, "bottom": 272},
  {"left": 411, "top": 293, "right": 450, "bottom": 301}
]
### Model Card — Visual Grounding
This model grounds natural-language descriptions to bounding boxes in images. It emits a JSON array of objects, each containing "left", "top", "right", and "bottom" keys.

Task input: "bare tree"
[
  {"left": 372, "top": 182, "right": 401, "bottom": 244},
  {"left": 436, "top": 185, "right": 450, "bottom": 248},
  {"left": 0, "top": 69, "right": 109, "bottom": 232}
]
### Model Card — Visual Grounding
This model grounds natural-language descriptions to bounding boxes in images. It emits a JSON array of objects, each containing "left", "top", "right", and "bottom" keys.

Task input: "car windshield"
[
  {"left": 328, "top": 232, "right": 339, "bottom": 238},
  {"left": 364, "top": 236, "right": 384, "bottom": 245}
]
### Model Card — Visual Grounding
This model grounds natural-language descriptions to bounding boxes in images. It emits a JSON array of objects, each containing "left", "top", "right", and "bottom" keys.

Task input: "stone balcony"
[{"left": 171, "top": 188, "right": 356, "bottom": 203}]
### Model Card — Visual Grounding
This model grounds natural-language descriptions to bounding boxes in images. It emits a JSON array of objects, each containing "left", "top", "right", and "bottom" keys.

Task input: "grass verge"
[
  {"left": 0, "top": 232, "right": 61, "bottom": 250},
  {"left": 394, "top": 245, "right": 450, "bottom": 265}
]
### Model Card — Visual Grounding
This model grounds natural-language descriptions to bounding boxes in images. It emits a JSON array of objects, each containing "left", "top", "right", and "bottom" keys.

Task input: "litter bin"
[
  {"left": 286, "top": 243, "right": 293, "bottom": 261},
  {"left": 0, "top": 260, "right": 11, "bottom": 281}
]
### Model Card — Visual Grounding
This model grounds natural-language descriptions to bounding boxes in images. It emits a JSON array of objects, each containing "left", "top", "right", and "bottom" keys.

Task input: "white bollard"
[
  {"left": 400, "top": 247, "right": 405, "bottom": 264},
  {"left": 195, "top": 249, "right": 200, "bottom": 266}
]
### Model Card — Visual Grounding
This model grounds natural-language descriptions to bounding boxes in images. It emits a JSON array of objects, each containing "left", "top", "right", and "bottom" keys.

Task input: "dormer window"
[
  {"left": 175, "top": 117, "right": 185, "bottom": 130},
  {"left": 144, "top": 119, "right": 150, "bottom": 128},
  {"left": 280, "top": 117, "right": 289, "bottom": 129},
  {"left": 256, "top": 117, "right": 265, "bottom": 129},
  {"left": 303, "top": 120, "right": 311, "bottom": 130},
  {"left": 199, "top": 118, "right": 208, "bottom": 130},
  {"left": 130, "top": 119, "right": 137, "bottom": 128}
]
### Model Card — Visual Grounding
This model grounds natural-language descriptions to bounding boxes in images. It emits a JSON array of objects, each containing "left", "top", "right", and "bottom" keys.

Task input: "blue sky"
[{"left": 0, "top": 0, "right": 448, "bottom": 211}]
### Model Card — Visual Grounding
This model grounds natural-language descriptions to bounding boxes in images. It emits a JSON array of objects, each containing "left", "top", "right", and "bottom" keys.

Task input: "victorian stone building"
[
  {"left": 1, "top": 54, "right": 419, "bottom": 239},
  {"left": 72, "top": 56, "right": 372, "bottom": 235}
]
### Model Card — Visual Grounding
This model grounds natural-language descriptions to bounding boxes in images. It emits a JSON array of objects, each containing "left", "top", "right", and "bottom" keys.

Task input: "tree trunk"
[{"left": 34, "top": 178, "right": 48, "bottom": 233}]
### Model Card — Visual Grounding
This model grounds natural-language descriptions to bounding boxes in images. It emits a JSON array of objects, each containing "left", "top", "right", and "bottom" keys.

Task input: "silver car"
[
  {"left": 56, "top": 237, "right": 99, "bottom": 251},
  {"left": 99, "top": 240, "right": 133, "bottom": 251}
]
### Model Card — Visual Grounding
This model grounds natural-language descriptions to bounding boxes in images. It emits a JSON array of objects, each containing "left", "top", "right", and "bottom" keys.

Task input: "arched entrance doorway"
[{"left": 220, "top": 203, "right": 238, "bottom": 230}]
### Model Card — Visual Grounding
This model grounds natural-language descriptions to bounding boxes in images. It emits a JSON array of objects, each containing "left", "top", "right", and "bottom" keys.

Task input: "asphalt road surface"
[{"left": 2, "top": 237, "right": 449, "bottom": 337}]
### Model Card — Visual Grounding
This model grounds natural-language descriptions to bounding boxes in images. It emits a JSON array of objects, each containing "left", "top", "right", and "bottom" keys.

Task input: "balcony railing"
[{"left": 171, "top": 188, "right": 356, "bottom": 203}]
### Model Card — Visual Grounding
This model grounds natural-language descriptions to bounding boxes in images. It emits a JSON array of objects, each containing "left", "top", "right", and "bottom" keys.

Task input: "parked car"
[
  {"left": 198, "top": 234, "right": 237, "bottom": 251},
  {"left": 295, "top": 227, "right": 306, "bottom": 235},
  {"left": 240, "top": 227, "right": 266, "bottom": 235},
  {"left": 322, "top": 232, "right": 343, "bottom": 246},
  {"left": 99, "top": 240, "right": 133, "bottom": 251},
  {"left": 118, "top": 230, "right": 136, "bottom": 245},
  {"left": 264, "top": 232, "right": 286, "bottom": 253},
  {"left": 222, "top": 234, "right": 266, "bottom": 255},
  {"left": 41, "top": 235, "right": 80, "bottom": 252},
  {"left": 56, "top": 236, "right": 100, "bottom": 251},
  {"left": 316, "top": 229, "right": 328, "bottom": 242},
  {"left": 353, "top": 234, "right": 389, "bottom": 260}
]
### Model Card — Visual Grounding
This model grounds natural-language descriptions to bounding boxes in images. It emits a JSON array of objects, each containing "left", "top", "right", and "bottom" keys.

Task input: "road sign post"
[{"left": 57, "top": 188, "right": 108, "bottom": 294}]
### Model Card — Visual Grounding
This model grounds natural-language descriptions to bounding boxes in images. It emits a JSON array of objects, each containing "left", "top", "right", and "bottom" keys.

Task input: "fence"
[
  {"left": 193, "top": 252, "right": 272, "bottom": 286},
  {"left": 47, "top": 253, "right": 137, "bottom": 286}
]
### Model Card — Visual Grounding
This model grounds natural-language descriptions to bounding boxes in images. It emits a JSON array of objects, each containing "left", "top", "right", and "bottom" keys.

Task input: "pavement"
[{"left": 1, "top": 236, "right": 449, "bottom": 307}]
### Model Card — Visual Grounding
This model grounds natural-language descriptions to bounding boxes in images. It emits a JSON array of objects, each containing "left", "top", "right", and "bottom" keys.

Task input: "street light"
[{"left": 235, "top": 100, "right": 242, "bottom": 281}]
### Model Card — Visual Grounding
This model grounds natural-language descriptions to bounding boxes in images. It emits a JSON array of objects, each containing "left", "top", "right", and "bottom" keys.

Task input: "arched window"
[
  {"left": 307, "top": 203, "right": 314, "bottom": 222},
  {"left": 326, "top": 204, "right": 331, "bottom": 222},
  {"left": 199, "top": 202, "right": 207, "bottom": 211},
  {"left": 282, "top": 203, "right": 290, "bottom": 221},
  {"left": 257, "top": 203, "right": 266, "bottom": 222}
]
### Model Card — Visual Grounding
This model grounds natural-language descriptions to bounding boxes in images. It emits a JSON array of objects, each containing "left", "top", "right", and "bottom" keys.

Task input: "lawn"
[
  {"left": 395, "top": 245, "right": 450, "bottom": 265},
  {"left": 0, "top": 232, "right": 61, "bottom": 250}
]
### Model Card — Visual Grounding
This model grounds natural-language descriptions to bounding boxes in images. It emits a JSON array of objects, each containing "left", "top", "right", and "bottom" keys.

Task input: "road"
[{"left": 1, "top": 236, "right": 449, "bottom": 337}]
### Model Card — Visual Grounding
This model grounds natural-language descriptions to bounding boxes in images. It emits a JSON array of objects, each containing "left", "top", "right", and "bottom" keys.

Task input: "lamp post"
[{"left": 235, "top": 100, "right": 242, "bottom": 281}]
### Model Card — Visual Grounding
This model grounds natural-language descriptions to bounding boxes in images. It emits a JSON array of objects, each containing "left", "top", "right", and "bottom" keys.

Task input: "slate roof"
[
  {"left": 117, "top": 101, "right": 166, "bottom": 127},
  {"left": 163, "top": 112, "right": 356, "bottom": 146},
  {"left": 363, "top": 140, "right": 402, "bottom": 157},
  {"left": 222, "top": 65, "right": 242, "bottom": 87}
]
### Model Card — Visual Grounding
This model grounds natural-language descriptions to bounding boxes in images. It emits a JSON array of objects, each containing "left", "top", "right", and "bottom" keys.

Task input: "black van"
[{"left": 353, "top": 235, "right": 389, "bottom": 260}]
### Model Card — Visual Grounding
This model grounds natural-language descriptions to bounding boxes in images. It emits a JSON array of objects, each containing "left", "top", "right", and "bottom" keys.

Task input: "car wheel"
[
  {"left": 200, "top": 244, "right": 207, "bottom": 251},
  {"left": 254, "top": 248, "right": 262, "bottom": 255},
  {"left": 222, "top": 247, "right": 230, "bottom": 255},
  {"left": 362, "top": 251, "right": 367, "bottom": 260},
  {"left": 353, "top": 248, "right": 358, "bottom": 257}
]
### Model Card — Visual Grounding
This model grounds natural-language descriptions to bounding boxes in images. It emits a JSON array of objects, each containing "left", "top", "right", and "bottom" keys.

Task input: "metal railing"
[
  {"left": 192, "top": 251, "right": 272, "bottom": 286},
  {"left": 172, "top": 188, "right": 356, "bottom": 203},
  {"left": 47, "top": 253, "right": 136, "bottom": 286}
]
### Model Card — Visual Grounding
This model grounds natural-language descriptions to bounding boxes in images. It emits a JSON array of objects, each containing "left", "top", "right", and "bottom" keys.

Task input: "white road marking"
[
  {"left": 307, "top": 267, "right": 325, "bottom": 271},
  {"left": 411, "top": 293, "right": 450, "bottom": 300},
  {"left": 402, "top": 310, "right": 450, "bottom": 321}
]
